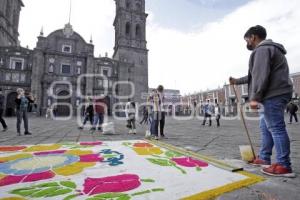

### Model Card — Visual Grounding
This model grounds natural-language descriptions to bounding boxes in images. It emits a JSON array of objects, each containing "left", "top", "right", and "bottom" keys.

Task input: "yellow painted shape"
[
  {"left": 0, "top": 154, "right": 32, "bottom": 162},
  {"left": 133, "top": 147, "right": 163, "bottom": 155},
  {"left": 0, "top": 197, "right": 26, "bottom": 200},
  {"left": 53, "top": 162, "right": 95, "bottom": 176},
  {"left": 182, "top": 171, "right": 264, "bottom": 200},
  {"left": 65, "top": 149, "right": 93, "bottom": 156},
  {"left": 23, "top": 144, "right": 61, "bottom": 152}
]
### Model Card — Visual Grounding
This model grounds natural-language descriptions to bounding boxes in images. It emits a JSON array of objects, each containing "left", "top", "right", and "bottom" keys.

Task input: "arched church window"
[
  {"left": 126, "top": 0, "right": 131, "bottom": 9},
  {"left": 125, "top": 22, "right": 131, "bottom": 37},
  {"left": 135, "top": 24, "right": 141, "bottom": 39}
]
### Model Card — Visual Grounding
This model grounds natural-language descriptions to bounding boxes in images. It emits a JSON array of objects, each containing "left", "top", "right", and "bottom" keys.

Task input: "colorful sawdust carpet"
[{"left": 0, "top": 140, "right": 263, "bottom": 200}]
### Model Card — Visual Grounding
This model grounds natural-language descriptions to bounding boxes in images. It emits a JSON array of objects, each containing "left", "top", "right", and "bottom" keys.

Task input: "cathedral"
[{"left": 0, "top": 0, "right": 149, "bottom": 116}]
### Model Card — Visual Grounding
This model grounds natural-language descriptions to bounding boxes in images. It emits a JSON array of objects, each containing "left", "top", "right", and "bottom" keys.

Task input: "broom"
[{"left": 231, "top": 84, "right": 256, "bottom": 161}]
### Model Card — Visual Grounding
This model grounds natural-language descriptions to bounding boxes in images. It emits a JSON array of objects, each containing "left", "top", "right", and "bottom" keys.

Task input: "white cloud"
[{"left": 147, "top": 0, "right": 300, "bottom": 94}]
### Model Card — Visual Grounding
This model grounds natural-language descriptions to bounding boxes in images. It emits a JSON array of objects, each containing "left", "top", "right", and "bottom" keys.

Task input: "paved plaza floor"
[{"left": 0, "top": 115, "right": 299, "bottom": 200}]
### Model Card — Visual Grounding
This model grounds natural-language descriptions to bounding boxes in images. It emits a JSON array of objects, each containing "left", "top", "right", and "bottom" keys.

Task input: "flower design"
[
  {"left": 0, "top": 144, "right": 104, "bottom": 187},
  {"left": 132, "top": 142, "right": 163, "bottom": 155},
  {"left": 83, "top": 174, "right": 141, "bottom": 196},
  {"left": 172, "top": 157, "right": 209, "bottom": 168}
]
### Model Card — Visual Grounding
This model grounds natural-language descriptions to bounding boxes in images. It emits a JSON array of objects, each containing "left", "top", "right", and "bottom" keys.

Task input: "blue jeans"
[
  {"left": 93, "top": 113, "right": 104, "bottom": 130},
  {"left": 259, "top": 93, "right": 292, "bottom": 168}
]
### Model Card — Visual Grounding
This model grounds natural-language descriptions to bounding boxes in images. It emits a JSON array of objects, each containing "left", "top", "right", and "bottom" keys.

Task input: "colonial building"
[{"left": 0, "top": 0, "right": 149, "bottom": 116}]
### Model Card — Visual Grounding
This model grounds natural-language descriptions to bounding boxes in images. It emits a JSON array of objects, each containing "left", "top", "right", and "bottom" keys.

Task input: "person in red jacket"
[{"left": 90, "top": 95, "right": 107, "bottom": 132}]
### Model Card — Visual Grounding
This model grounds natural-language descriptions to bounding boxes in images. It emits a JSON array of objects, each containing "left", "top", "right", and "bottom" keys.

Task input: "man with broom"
[{"left": 230, "top": 25, "right": 295, "bottom": 177}]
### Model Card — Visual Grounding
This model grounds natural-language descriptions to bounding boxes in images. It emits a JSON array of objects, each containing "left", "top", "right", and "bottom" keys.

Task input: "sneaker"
[
  {"left": 2, "top": 127, "right": 7, "bottom": 132},
  {"left": 261, "top": 163, "right": 296, "bottom": 178},
  {"left": 154, "top": 136, "right": 159, "bottom": 140},
  {"left": 288, "top": 122, "right": 292, "bottom": 124},
  {"left": 24, "top": 132, "right": 32, "bottom": 135},
  {"left": 90, "top": 127, "right": 96, "bottom": 131},
  {"left": 248, "top": 157, "right": 271, "bottom": 167},
  {"left": 78, "top": 126, "right": 83, "bottom": 130}
]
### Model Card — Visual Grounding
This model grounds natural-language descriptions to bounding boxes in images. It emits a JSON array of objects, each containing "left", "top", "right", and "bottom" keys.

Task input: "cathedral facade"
[{"left": 0, "top": 0, "right": 149, "bottom": 116}]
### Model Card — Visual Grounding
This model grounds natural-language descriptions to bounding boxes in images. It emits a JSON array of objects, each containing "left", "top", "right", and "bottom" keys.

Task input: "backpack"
[{"left": 20, "top": 96, "right": 28, "bottom": 111}]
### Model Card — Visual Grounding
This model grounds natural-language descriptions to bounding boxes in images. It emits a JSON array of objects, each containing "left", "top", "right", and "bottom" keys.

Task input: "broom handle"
[{"left": 231, "top": 85, "right": 256, "bottom": 158}]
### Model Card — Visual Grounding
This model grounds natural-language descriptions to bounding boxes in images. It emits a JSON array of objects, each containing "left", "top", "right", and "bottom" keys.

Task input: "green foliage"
[{"left": 10, "top": 181, "right": 76, "bottom": 198}]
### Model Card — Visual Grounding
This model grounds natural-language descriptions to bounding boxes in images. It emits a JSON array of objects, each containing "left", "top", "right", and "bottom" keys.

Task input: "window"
[
  {"left": 5, "top": 73, "right": 11, "bottom": 81},
  {"left": 135, "top": 25, "right": 141, "bottom": 39},
  {"left": 125, "top": 22, "right": 131, "bottom": 37},
  {"left": 10, "top": 57, "right": 24, "bottom": 70},
  {"left": 0, "top": 58, "right": 3, "bottom": 65},
  {"left": 103, "top": 69, "right": 108, "bottom": 76},
  {"left": 101, "top": 67, "right": 111, "bottom": 77},
  {"left": 126, "top": 0, "right": 131, "bottom": 9},
  {"left": 109, "top": 80, "right": 113, "bottom": 88},
  {"left": 20, "top": 74, "right": 26, "bottom": 82},
  {"left": 12, "top": 73, "right": 20, "bottom": 83},
  {"left": 77, "top": 67, "right": 81, "bottom": 75},
  {"left": 98, "top": 79, "right": 103, "bottom": 87},
  {"left": 49, "top": 64, "right": 54, "bottom": 73},
  {"left": 62, "top": 45, "right": 72, "bottom": 53},
  {"left": 61, "top": 64, "right": 71, "bottom": 74}
]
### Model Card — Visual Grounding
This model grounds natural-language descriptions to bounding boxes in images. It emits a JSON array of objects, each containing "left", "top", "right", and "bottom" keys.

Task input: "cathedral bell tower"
[{"left": 113, "top": 0, "right": 148, "bottom": 103}]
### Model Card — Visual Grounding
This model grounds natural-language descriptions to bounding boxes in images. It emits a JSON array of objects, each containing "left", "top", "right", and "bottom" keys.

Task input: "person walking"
[
  {"left": 157, "top": 85, "right": 166, "bottom": 138},
  {"left": 15, "top": 88, "right": 35, "bottom": 136},
  {"left": 215, "top": 103, "right": 221, "bottom": 127},
  {"left": 139, "top": 106, "right": 149, "bottom": 125},
  {"left": 287, "top": 101, "right": 298, "bottom": 124},
  {"left": 79, "top": 98, "right": 94, "bottom": 129},
  {"left": 0, "top": 89, "right": 8, "bottom": 132},
  {"left": 125, "top": 101, "right": 136, "bottom": 134},
  {"left": 90, "top": 95, "right": 106, "bottom": 132},
  {"left": 202, "top": 100, "right": 213, "bottom": 126},
  {"left": 230, "top": 25, "right": 295, "bottom": 177}
]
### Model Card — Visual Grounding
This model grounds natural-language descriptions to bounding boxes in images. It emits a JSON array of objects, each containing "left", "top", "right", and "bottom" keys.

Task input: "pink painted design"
[
  {"left": 83, "top": 174, "right": 141, "bottom": 195},
  {"left": 80, "top": 141, "right": 103, "bottom": 146},
  {"left": 171, "top": 157, "right": 209, "bottom": 168},
  {"left": 0, "top": 146, "right": 27, "bottom": 152},
  {"left": 33, "top": 150, "right": 66, "bottom": 155},
  {"left": 80, "top": 154, "right": 103, "bottom": 162},
  {"left": 133, "top": 143, "right": 153, "bottom": 148},
  {"left": 0, "top": 171, "right": 55, "bottom": 186}
]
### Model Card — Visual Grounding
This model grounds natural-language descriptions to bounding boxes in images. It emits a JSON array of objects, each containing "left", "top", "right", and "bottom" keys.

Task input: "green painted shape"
[
  {"left": 146, "top": 158, "right": 173, "bottom": 166},
  {"left": 31, "top": 187, "right": 61, "bottom": 197},
  {"left": 35, "top": 182, "right": 60, "bottom": 187},
  {"left": 173, "top": 165, "right": 187, "bottom": 174},
  {"left": 103, "top": 154, "right": 115, "bottom": 158},
  {"left": 151, "top": 188, "right": 165, "bottom": 192},
  {"left": 60, "top": 181, "right": 77, "bottom": 189},
  {"left": 11, "top": 189, "right": 40, "bottom": 197},
  {"left": 87, "top": 193, "right": 130, "bottom": 200},
  {"left": 165, "top": 150, "right": 183, "bottom": 158},
  {"left": 141, "top": 179, "right": 155, "bottom": 183},
  {"left": 122, "top": 142, "right": 132, "bottom": 146},
  {"left": 63, "top": 194, "right": 80, "bottom": 200},
  {"left": 196, "top": 167, "right": 202, "bottom": 171},
  {"left": 46, "top": 188, "right": 73, "bottom": 197},
  {"left": 131, "top": 190, "right": 151, "bottom": 196}
]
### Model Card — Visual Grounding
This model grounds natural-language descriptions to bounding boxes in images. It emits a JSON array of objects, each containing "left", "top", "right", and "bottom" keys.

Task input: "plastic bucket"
[{"left": 239, "top": 145, "right": 255, "bottom": 162}]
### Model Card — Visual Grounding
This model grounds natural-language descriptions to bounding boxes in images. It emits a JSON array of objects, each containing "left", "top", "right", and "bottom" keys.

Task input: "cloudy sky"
[{"left": 19, "top": 0, "right": 300, "bottom": 95}]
